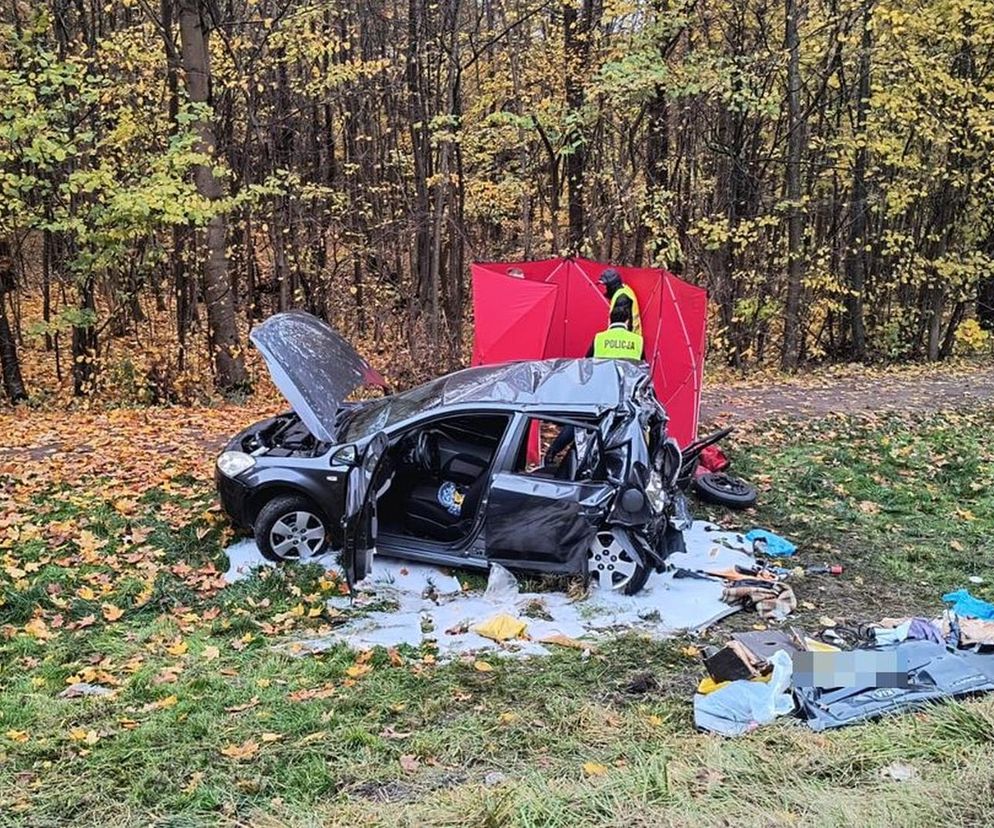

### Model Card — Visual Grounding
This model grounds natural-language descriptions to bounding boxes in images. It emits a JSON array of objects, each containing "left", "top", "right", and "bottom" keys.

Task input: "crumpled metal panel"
[
  {"left": 439, "top": 359, "right": 644, "bottom": 409},
  {"left": 250, "top": 312, "right": 386, "bottom": 443},
  {"left": 482, "top": 471, "right": 615, "bottom": 572}
]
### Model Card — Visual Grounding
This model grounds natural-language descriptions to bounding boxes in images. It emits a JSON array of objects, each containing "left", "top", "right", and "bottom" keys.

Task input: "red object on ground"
[
  {"left": 699, "top": 444, "right": 730, "bottom": 472},
  {"left": 471, "top": 257, "right": 708, "bottom": 446}
]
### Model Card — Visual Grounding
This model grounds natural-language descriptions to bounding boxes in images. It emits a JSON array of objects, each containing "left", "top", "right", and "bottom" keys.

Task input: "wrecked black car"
[{"left": 216, "top": 312, "right": 691, "bottom": 594}]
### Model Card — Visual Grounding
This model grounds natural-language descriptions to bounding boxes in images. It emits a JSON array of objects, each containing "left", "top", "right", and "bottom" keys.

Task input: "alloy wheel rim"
[
  {"left": 587, "top": 531, "right": 638, "bottom": 591},
  {"left": 270, "top": 511, "right": 326, "bottom": 560}
]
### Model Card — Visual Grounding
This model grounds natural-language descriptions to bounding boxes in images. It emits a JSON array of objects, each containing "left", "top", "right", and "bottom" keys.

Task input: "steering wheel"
[{"left": 414, "top": 430, "right": 440, "bottom": 475}]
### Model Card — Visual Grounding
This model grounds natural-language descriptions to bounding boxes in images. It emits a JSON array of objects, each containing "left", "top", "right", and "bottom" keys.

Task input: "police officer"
[
  {"left": 590, "top": 305, "right": 645, "bottom": 361},
  {"left": 545, "top": 307, "right": 645, "bottom": 465},
  {"left": 598, "top": 268, "right": 641, "bottom": 336}
]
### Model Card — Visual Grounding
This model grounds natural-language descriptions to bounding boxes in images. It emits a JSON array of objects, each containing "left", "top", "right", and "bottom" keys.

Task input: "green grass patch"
[{"left": 3, "top": 407, "right": 994, "bottom": 824}]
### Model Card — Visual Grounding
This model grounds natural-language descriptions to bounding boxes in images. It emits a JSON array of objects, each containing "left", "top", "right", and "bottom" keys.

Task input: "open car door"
[
  {"left": 340, "top": 431, "right": 389, "bottom": 589},
  {"left": 481, "top": 418, "right": 615, "bottom": 575}
]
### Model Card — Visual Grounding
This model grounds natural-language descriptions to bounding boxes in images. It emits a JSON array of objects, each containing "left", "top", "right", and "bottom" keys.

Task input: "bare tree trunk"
[
  {"left": 844, "top": 0, "right": 872, "bottom": 361},
  {"left": 178, "top": 0, "right": 248, "bottom": 393},
  {"left": 563, "top": 0, "right": 601, "bottom": 254},
  {"left": 781, "top": 0, "right": 805, "bottom": 370},
  {"left": 71, "top": 273, "right": 97, "bottom": 396},
  {"left": 0, "top": 241, "right": 27, "bottom": 402}
]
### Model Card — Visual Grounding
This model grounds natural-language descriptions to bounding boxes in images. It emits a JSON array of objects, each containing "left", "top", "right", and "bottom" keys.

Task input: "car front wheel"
[{"left": 255, "top": 494, "right": 330, "bottom": 563}]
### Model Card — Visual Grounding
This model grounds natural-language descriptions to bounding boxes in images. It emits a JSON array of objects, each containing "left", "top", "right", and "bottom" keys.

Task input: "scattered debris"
[
  {"left": 621, "top": 672, "right": 659, "bottom": 695},
  {"left": 744, "top": 528, "right": 797, "bottom": 557},
  {"left": 693, "top": 650, "right": 795, "bottom": 736},
  {"left": 693, "top": 596, "right": 994, "bottom": 736},
  {"left": 59, "top": 683, "right": 115, "bottom": 699},
  {"left": 880, "top": 762, "right": 917, "bottom": 783},
  {"left": 232, "top": 523, "right": 782, "bottom": 659},
  {"left": 942, "top": 589, "right": 994, "bottom": 621}
]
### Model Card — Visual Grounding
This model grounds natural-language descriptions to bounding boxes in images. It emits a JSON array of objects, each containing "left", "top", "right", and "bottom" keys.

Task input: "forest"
[{"left": 1, "top": 0, "right": 993, "bottom": 404}]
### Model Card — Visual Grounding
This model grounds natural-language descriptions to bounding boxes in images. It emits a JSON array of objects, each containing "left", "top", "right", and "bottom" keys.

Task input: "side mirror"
[{"left": 330, "top": 444, "right": 358, "bottom": 466}]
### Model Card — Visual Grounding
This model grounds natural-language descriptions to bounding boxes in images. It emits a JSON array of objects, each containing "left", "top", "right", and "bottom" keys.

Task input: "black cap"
[{"left": 598, "top": 268, "right": 622, "bottom": 288}]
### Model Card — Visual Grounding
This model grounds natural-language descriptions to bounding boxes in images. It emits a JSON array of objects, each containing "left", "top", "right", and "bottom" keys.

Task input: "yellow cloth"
[
  {"left": 472, "top": 614, "right": 527, "bottom": 642},
  {"left": 804, "top": 637, "right": 841, "bottom": 652},
  {"left": 697, "top": 672, "right": 772, "bottom": 695}
]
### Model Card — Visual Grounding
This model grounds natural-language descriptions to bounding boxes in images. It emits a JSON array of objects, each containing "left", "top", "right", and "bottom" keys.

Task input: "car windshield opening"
[{"left": 340, "top": 379, "right": 450, "bottom": 441}]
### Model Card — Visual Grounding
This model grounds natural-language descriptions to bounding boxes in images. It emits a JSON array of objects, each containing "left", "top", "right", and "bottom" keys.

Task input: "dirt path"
[{"left": 700, "top": 364, "right": 994, "bottom": 423}]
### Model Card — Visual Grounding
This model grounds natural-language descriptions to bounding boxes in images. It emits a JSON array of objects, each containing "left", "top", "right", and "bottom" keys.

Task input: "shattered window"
[{"left": 514, "top": 417, "right": 601, "bottom": 480}]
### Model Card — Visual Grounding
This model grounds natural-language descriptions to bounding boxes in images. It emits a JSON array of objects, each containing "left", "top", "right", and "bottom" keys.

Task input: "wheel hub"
[
  {"left": 587, "top": 531, "right": 638, "bottom": 591},
  {"left": 270, "top": 511, "right": 326, "bottom": 560}
]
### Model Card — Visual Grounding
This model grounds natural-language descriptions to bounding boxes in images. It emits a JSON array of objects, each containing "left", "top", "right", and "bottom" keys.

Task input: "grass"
[{"left": 2, "top": 405, "right": 994, "bottom": 826}]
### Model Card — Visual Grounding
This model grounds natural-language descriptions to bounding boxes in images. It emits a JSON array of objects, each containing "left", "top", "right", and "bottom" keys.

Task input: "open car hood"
[{"left": 250, "top": 312, "right": 387, "bottom": 444}]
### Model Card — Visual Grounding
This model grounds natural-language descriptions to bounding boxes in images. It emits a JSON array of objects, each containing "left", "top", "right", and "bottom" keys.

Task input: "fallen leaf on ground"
[
  {"left": 224, "top": 696, "right": 260, "bottom": 714},
  {"left": 260, "top": 732, "right": 283, "bottom": 743},
  {"left": 102, "top": 604, "right": 124, "bottom": 622},
  {"left": 201, "top": 645, "right": 220, "bottom": 662},
  {"left": 582, "top": 762, "right": 608, "bottom": 777},
  {"left": 23, "top": 618, "right": 52, "bottom": 639},
  {"left": 68, "top": 728, "right": 100, "bottom": 745},
  {"left": 473, "top": 660, "right": 494, "bottom": 672},
  {"left": 153, "top": 666, "right": 183, "bottom": 685},
  {"left": 166, "top": 639, "right": 188, "bottom": 657},
  {"left": 539, "top": 633, "right": 591, "bottom": 650},
  {"left": 142, "top": 694, "right": 178, "bottom": 712},
  {"left": 399, "top": 754, "right": 420, "bottom": 772},
  {"left": 220, "top": 739, "right": 259, "bottom": 761},
  {"left": 6, "top": 730, "right": 29, "bottom": 743},
  {"left": 182, "top": 772, "right": 204, "bottom": 794}
]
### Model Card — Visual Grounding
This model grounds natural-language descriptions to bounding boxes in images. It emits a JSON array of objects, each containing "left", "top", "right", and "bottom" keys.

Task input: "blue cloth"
[
  {"left": 744, "top": 529, "right": 797, "bottom": 558},
  {"left": 942, "top": 589, "right": 994, "bottom": 621}
]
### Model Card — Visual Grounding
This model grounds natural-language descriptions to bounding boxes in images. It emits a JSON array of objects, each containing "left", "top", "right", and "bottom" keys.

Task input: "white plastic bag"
[
  {"left": 483, "top": 563, "right": 520, "bottom": 603},
  {"left": 693, "top": 649, "right": 796, "bottom": 736}
]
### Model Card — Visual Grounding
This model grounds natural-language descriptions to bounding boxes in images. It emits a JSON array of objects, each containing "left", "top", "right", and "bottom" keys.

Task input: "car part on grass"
[
  {"left": 218, "top": 312, "right": 690, "bottom": 596},
  {"left": 255, "top": 494, "right": 330, "bottom": 562},
  {"left": 694, "top": 472, "right": 758, "bottom": 509},
  {"left": 675, "top": 426, "right": 733, "bottom": 490}
]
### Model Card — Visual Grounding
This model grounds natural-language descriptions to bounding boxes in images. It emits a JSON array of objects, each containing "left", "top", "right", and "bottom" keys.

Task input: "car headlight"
[{"left": 217, "top": 451, "right": 255, "bottom": 478}]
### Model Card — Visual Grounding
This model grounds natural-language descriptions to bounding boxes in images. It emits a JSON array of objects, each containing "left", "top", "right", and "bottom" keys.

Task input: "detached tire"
[
  {"left": 694, "top": 472, "right": 758, "bottom": 510},
  {"left": 255, "top": 494, "right": 331, "bottom": 562}
]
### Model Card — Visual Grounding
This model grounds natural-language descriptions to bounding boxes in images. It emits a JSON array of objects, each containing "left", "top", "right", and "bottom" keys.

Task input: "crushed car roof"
[{"left": 426, "top": 358, "right": 648, "bottom": 409}]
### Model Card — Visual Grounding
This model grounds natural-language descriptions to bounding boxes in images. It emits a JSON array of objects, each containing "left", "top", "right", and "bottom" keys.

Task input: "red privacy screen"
[{"left": 470, "top": 257, "right": 707, "bottom": 446}]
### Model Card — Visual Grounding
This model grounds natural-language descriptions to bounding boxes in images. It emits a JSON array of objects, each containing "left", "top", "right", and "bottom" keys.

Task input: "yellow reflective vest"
[
  {"left": 593, "top": 325, "right": 644, "bottom": 360},
  {"left": 609, "top": 284, "right": 641, "bottom": 336}
]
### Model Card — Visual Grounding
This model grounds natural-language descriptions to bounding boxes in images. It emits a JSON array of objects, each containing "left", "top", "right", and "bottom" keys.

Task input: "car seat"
[{"left": 405, "top": 454, "right": 489, "bottom": 542}]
